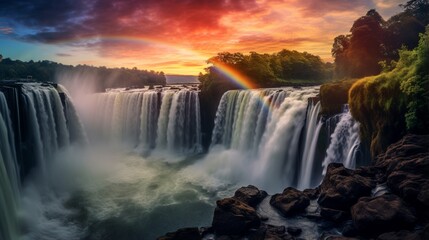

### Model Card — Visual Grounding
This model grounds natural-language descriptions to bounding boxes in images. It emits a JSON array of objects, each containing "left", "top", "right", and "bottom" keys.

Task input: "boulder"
[
  {"left": 248, "top": 224, "right": 293, "bottom": 240},
  {"left": 270, "top": 187, "right": 310, "bottom": 216},
  {"left": 287, "top": 227, "right": 302, "bottom": 236},
  {"left": 233, "top": 185, "right": 268, "bottom": 208},
  {"left": 318, "top": 163, "right": 375, "bottom": 211},
  {"left": 377, "top": 230, "right": 422, "bottom": 240},
  {"left": 212, "top": 197, "right": 260, "bottom": 235},
  {"left": 157, "top": 227, "right": 201, "bottom": 240},
  {"left": 320, "top": 207, "right": 349, "bottom": 222},
  {"left": 303, "top": 188, "right": 320, "bottom": 200},
  {"left": 376, "top": 134, "right": 429, "bottom": 218},
  {"left": 351, "top": 194, "right": 416, "bottom": 236}
]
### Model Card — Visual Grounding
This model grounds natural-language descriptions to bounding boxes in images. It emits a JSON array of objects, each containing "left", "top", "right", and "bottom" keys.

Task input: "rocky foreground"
[{"left": 158, "top": 135, "right": 429, "bottom": 240}]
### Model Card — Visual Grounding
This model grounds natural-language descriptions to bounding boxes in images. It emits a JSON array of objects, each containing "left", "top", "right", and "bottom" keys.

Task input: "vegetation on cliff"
[
  {"left": 0, "top": 58, "right": 166, "bottom": 91},
  {"left": 332, "top": 0, "right": 428, "bottom": 79},
  {"left": 198, "top": 49, "right": 333, "bottom": 148},
  {"left": 349, "top": 27, "right": 429, "bottom": 157}
]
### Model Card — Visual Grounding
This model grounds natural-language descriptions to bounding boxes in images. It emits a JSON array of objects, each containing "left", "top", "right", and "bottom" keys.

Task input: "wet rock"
[
  {"left": 377, "top": 230, "right": 422, "bottom": 240},
  {"left": 351, "top": 194, "right": 416, "bottom": 236},
  {"left": 376, "top": 135, "right": 429, "bottom": 218},
  {"left": 248, "top": 224, "right": 293, "bottom": 240},
  {"left": 212, "top": 197, "right": 260, "bottom": 235},
  {"left": 157, "top": 227, "right": 201, "bottom": 240},
  {"left": 320, "top": 207, "right": 349, "bottom": 222},
  {"left": 234, "top": 185, "right": 268, "bottom": 208},
  {"left": 342, "top": 222, "right": 358, "bottom": 237},
  {"left": 270, "top": 187, "right": 310, "bottom": 216},
  {"left": 287, "top": 227, "right": 302, "bottom": 236},
  {"left": 318, "top": 163, "right": 375, "bottom": 211},
  {"left": 303, "top": 188, "right": 320, "bottom": 200}
]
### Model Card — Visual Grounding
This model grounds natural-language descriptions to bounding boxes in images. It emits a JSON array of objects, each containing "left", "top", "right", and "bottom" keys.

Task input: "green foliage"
[
  {"left": 400, "top": 27, "right": 429, "bottom": 132},
  {"left": 199, "top": 49, "right": 332, "bottom": 91},
  {"left": 0, "top": 58, "right": 166, "bottom": 91},
  {"left": 320, "top": 79, "right": 357, "bottom": 115},
  {"left": 349, "top": 27, "right": 429, "bottom": 156},
  {"left": 333, "top": 3, "right": 428, "bottom": 79}
]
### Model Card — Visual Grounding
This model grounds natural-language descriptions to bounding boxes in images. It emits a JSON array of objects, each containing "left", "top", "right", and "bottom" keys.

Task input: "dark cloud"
[
  {"left": 0, "top": 0, "right": 261, "bottom": 44},
  {"left": 298, "top": 0, "right": 375, "bottom": 16},
  {"left": 0, "top": 27, "right": 13, "bottom": 34},
  {"left": 56, "top": 53, "right": 72, "bottom": 57}
]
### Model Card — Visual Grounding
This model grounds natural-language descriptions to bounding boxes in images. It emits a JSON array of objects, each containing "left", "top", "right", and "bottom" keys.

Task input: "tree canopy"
[
  {"left": 199, "top": 49, "right": 333, "bottom": 91},
  {"left": 332, "top": 1, "right": 428, "bottom": 79},
  {"left": 0, "top": 58, "right": 166, "bottom": 91}
]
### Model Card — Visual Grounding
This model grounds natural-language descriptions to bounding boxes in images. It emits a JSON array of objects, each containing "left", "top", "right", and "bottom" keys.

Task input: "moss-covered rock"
[
  {"left": 320, "top": 79, "right": 356, "bottom": 115},
  {"left": 348, "top": 27, "right": 429, "bottom": 157}
]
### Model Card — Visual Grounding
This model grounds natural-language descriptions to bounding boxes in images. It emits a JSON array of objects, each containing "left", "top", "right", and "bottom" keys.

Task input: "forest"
[{"left": 0, "top": 57, "right": 166, "bottom": 91}]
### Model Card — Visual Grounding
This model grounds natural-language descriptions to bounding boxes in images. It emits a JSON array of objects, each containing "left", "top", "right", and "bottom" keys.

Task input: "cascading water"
[
  {"left": 91, "top": 88, "right": 202, "bottom": 155},
  {"left": 322, "top": 108, "right": 361, "bottom": 173},
  {"left": 297, "top": 100, "right": 322, "bottom": 189},
  {"left": 208, "top": 87, "right": 322, "bottom": 192},
  {"left": 0, "top": 91, "right": 19, "bottom": 240},
  {"left": 0, "top": 81, "right": 367, "bottom": 239},
  {"left": 0, "top": 82, "right": 86, "bottom": 240}
]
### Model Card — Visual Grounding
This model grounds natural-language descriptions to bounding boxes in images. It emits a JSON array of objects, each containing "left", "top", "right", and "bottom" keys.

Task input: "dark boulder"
[
  {"left": 233, "top": 185, "right": 268, "bottom": 208},
  {"left": 303, "top": 188, "right": 320, "bottom": 200},
  {"left": 377, "top": 230, "right": 422, "bottom": 240},
  {"left": 270, "top": 187, "right": 310, "bottom": 216},
  {"left": 157, "top": 227, "right": 201, "bottom": 240},
  {"left": 287, "top": 227, "right": 302, "bottom": 236},
  {"left": 212, "top": 197, "right": 260, "bottom": 235},
  {"left": 248, "top": 224, "right": 293, "bottom": 240},
  {"left": 376, "top": 134, "right": 429, "bottom": 218},
  {"left": 318, "top": 163, "right": 375, "bottom": 211},
  {"left": 320, "top": 207, "right": 349, "bottom": 222},
  {"left": 351, "top": 194, "right": 416, "bottom": 236}
]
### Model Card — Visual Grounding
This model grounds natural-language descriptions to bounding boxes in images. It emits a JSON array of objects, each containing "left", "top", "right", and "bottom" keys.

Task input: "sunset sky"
[{"left": 0, "top": 0, "right": 403, "bottom": 75}]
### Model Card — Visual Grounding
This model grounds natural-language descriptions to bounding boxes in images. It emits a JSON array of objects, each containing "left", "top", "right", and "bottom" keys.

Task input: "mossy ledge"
[{"left": 348, "top": 27, "right": 429, "bottom": 158}]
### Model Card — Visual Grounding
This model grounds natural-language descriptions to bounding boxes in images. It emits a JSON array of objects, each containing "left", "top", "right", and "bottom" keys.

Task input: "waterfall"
[
  {"left": 0, "top": 83, "right": 86, "bottom": 240},
  {"left": 209, "top": 87, "right": 322, "bottom": 192},
  {"left": 297, "top": 100, "right": 322, "bottom": 189},
  {"left": 91, "top": 88, "right": 202, "bottom": 154},
  {"left": 322, "top": 109, "right": 361, "bottom": 173},
  {"left": 0, "top": 92, "right": 19, "bottom": 240},
  {"left": 21, "top": 84, "right": 75, "bottom": 173}
]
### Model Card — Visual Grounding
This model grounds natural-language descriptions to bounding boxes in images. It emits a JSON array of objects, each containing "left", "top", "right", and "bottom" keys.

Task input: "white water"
[
  {"left": 90, "top": 88, "right": 202, "bottom": 155},
  {"left": 322, "top": 109, "right": 361, "bottom": 173},
  {"left": 0, "top": 92, "right": 19, "bottom": 240},
  {"left": 0, "top": 83, "right": 366, "bottom": 240},
  {"left": 207, "top": 87, "right": 321, "bottom": 192},
  {"left": 297, "top": 100, "right": 322, "bottom": 189}
]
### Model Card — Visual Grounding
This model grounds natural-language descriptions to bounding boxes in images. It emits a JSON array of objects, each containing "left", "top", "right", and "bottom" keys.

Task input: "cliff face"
[
  {"left": 322, "top": 27, "right": 429, "bottom": 158},
  {"left": 319, "top": 79, "right": 356, "bottom": 115}
]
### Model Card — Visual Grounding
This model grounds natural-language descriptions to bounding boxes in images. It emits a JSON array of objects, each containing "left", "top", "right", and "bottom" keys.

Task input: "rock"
[
  {"left": 287, "top": 227, "right": 302, "bottom": 236},
  {"left": 322, "top": 236, "right": 359, "bottom": 240},
  {"left": 342, "top": 222, "right": 358, "bottom": 237},
  {"left": 318, "top": 163, "right": 375, "bottom": 211},
  {"left": 377, "top": 230, "right": 422, "bottom": 240},
  {"left": 351, "top": 194, "right": 416, "bottom": 236},
  {"left": 303, "top": 188, "right": 320, "bottom": 200},
  {"left": 270, "top": 187, "right": 310, "bottom": 216},
  {"left": 157, "top": 227, "right": 201, "bottom": 240},
  {"left": 212, "top": 197, "right": 260, "bottom": 235},
  {"left": 248, "top": 224, "right": 293, "bottom": 240},
  {"left": 320, "top": 207, "right": 349, "bottom": 222},
  {"left": 376, "top": 135, "right": 429, "bottom": 218},
  {"left": 234, "top": 185, "right": 268, "bottom": 208},
  {"left": 320, "top": 80, "right": 355, "bottom": 115}
]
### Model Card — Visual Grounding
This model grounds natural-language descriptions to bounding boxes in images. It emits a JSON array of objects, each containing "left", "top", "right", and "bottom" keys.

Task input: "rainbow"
[
  {"left": 209, "top": 59, "right": 257, "bottom": 89},
  {"left": 56, "top": 34, "right": 261, "bottom": 90}
]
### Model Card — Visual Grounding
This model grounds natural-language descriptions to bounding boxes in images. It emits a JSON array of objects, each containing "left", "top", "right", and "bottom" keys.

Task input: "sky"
[{"left": 0, "top": 0, "right": 403, "bottom": 75}]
